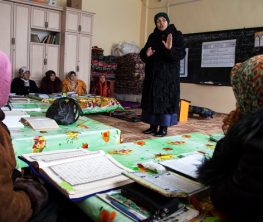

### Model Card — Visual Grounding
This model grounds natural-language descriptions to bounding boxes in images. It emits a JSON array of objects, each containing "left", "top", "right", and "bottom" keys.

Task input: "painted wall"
[
  {"left": 56, "top": 0, "right": 142, "bottom": 55},
  {"left": 144, "top": 0, "right": 263, "bottom": 113},
  {"left": 81, "top": 0, "right": 142, "bottom": 55}
]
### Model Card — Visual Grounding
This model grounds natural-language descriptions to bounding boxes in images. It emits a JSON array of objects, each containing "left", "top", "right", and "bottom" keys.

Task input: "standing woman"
[
  {"left": 40, "top": 70, "right": 62, "bottom": 94},
  {"left": 62, "top": 71, "right": 87, "bottom": 96},
  {"left": 140, "top": 12, "right": 186, "bottom": 137}
]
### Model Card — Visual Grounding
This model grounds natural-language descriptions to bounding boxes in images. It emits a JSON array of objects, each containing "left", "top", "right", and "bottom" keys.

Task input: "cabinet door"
[
  {"left": 31, "top": 7, "right": 46, "bottom": 29},
  {"left": 46, "top": 10, "right": 61, "bottom": 31},
  {"left": 30, "top": 43, "right": 45, "bottom": 85},
  {"left": 78, "top": 34, "right": 92, "bottom": 92},
  {"left": 13, "top": 3, "right": 30, "bottom": 75},
  {"left": 63, "top": 32, "right": 78, "bottom": 77},
  {"left": 80, "top": 12, "right": 92, "bottom": 34},
  {"left": 0, "top": 1, "right": 13, "bottom": 59},
  {"left": 45, "top": 44, "right": 60, "bottom": 75},
  {"left": 65, "top": 10, "right": 79, "bottom": 33}
]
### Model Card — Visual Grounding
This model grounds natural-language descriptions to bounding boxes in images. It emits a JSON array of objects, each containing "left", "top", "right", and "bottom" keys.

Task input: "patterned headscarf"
[{"left": 231, "top": 55, "right": 263, "bottom": 115}]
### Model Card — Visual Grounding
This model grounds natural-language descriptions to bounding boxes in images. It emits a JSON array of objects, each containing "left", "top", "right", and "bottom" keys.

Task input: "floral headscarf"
[{"left": 231, "top": 55, "right": 263, "bottom": 115}]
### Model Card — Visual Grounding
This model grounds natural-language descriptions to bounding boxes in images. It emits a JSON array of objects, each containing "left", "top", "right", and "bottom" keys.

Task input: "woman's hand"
[
  {"left": 162, "top": 33, "right": 173, "bottom": 50},
  {"left": 146, "top": 47, "right": 155, "bottom": 57}
]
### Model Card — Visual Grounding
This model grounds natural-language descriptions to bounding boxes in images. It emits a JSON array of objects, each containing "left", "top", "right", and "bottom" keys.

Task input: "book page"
[
  {"left": 20, "top": 149, "right": 133, "bottom": 199},
  {"left": 124, "top": 172, "right": 206, "bottom": 197},
  {"left": 21, "top": 117, "right": 59, "bottom": 130},
  {"left": 160, "top": 152, "right": 205, "bottom": 179}
]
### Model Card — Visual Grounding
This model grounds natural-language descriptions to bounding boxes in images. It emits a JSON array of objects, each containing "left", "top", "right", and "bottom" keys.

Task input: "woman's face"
[
  {"left": 22, "top": 71, "right": 30, "bottom": 80},
  {"left": 69, "top": 73, "right": 77, "bottom": 81},
  {"left": 50, "top": 73, "right": 56, "bottom": 82},
  {"left": 156, "top": 16, "right": 168, "bottom": 31},
  {"left": 99, "top": 75, "right": 106, "bottom": 83}
]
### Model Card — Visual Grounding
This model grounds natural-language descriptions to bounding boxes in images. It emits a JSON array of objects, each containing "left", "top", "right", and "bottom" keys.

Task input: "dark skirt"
[{"left": 141, "top": 110, "right": 177, "bottom": 127}]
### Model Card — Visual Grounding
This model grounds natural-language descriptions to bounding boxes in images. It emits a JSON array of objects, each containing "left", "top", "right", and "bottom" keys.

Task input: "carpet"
[{"left": 89, "top": 109, "right": 226, "bottom": 143}]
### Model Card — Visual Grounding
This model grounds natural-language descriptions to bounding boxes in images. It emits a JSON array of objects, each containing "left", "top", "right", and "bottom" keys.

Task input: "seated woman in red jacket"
[
  {"left": 91, "top": 74, "right": 111, "bottom": 97},
  {"left": 11, "top": 66, "right": 39, "bottom": 95},
  {"left": 40, "top": 70, "right": 62, "bottom": 94},
  {"left": 198, "top": 55, "right": 263, "bottom": 222}
]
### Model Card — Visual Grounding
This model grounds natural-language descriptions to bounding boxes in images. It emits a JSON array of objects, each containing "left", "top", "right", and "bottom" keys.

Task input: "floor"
[{"left": 89, "top": 109, "right": 225, "bottom": 143}]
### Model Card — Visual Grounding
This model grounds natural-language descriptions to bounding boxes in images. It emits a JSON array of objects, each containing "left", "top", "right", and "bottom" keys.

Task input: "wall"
[
  {"left": 144, "top": 0, "right": 263, "bottom": 113},
  {"left": 55, "top": 1, "right": 142, "bottom": 55},
  {"left": 80, "top": 0, "right": 142, "bottom": 55}
]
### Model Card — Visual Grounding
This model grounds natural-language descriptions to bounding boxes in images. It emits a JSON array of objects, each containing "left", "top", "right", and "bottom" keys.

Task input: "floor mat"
[
  {"left": 108, "top": 110, "right": 141, "bottom": 122},
  {"left": 118, "top": 100, "right": 141, "bottom": 109}
]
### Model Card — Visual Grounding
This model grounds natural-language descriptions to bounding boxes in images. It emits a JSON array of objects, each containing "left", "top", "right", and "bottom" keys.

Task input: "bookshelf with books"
[
  {"left": 29, "top": 4, "right": 62, "bottom": 85},
  {"left": 30, "top": 7, "right": 61, "bottom": 85}
]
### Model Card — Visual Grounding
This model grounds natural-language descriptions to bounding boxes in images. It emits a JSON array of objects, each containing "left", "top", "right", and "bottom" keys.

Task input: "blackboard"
[{"left": 181, "top": 27, "right": 263, "bottom": 86}]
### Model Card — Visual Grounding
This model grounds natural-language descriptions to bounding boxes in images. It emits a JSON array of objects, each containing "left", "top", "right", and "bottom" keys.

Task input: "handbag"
[{"left": 46, "top": 97, "right": 83, "bottom": 125}]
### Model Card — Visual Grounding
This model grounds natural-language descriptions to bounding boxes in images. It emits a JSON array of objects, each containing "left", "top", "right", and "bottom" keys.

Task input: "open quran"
[{"left": 19, "top": 149, "right": 133, "bottom": 201}]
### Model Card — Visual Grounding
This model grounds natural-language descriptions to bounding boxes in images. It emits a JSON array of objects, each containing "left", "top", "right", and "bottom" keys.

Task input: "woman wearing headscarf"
[
  {"left": 0, "top": 52, "right": 92, "bottom": 222},
  {"left": 198, "top": 55, "right": 263, "bottom": 222},
  {"left": 11, "top": 66, "right": 39, "bottom": 95},
  {"left": 62, "top": 71, "right": 87, "bottom": 96},
  {"left": 0, "top": 51, "right": 49, "bottom": 221},
  {"left": 40, "top": 70, "right": 62, "bottom": 94},
  {"left": 140, "top": 12, "right": 186, "bottom": 137},
  {"left": 91, "top": 74, "right": 111, "bottom": 97}
]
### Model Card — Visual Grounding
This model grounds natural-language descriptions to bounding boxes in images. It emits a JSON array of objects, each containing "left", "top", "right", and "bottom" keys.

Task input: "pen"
[{"left": 110, "top": 199, "right": 141, "bottom": 221}]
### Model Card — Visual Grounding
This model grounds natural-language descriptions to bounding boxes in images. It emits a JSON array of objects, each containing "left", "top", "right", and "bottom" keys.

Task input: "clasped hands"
[{"left": 146, "top": 33, "right": 173, "bottom": 57}]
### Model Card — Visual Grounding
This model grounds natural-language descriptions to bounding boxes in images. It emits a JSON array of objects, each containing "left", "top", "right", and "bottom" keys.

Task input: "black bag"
[{"left": 46, "top": 97, "right": 83, "bottom": 125}]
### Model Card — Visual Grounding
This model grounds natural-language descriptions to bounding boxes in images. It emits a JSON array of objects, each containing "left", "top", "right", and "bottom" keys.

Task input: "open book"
[
  {"left": 123, "top": 171, "right": 207, "bottom": 198},
  {"left": 19, "top": 149, "right": 133, "bottom": 201},
  {"left": 21, "top": 117, "right": 59, "bottom": 130},
  {"left": 160, "top": 152, "right": 206, "bottom": 180},
  {"left": 3, "top": 110, "right": 30, "bottom": 128}
]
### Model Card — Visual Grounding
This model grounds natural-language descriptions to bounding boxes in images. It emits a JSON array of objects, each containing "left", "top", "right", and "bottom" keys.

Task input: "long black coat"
[
  {"left": 11, "top": 78, "right": 39, "bottom": 95},
  {"left": 197, "top": 108, "right": 263, "bottom": 221},
  {"left": 140, "top": 24, "right": 185, "bottom": 114}
]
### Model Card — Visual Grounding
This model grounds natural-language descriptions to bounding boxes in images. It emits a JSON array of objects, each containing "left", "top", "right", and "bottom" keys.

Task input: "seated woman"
[
  {"left": 11, "top": 66, "right": 39, "bottom": 95},
  {"left": 91, "top": 74, "right": 111, "bottom": 97},
  {"left": 197, "top": 55, "right": 263, "bottom": 222},
  {"left": 40, "top": 70, "right": 62, "bottom": 94},
  {"left": 62, "top": 71, "right": 87, "bottom": 96}
]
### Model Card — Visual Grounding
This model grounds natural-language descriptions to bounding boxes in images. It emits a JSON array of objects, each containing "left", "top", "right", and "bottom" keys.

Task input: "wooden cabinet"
[
  {"left": 30, "top": 5, "right": 62, "bottom": 85},
  {"left": 30, "top": 43, "right": 60, "bottom": 85},
  {"left": 0, "top": 1, "right": 30, "bottom": 77},
  {"left": 0, "top": 1, "right": 94, "bottom": 91},
  {"left": 61, "top": 8, "right": 94, "bottom": 92},
  {"left": 31, "top": 6, "right": 61, "bottom": 31},
  {"left": 64, "top": 9, "right": 92, "bottom": 34}
]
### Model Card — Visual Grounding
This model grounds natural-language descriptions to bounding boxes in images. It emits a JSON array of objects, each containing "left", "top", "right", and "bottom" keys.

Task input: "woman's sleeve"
[
  {"left": 197, "top": 137, "right": 240, "bottom": 186},
  {"left": 40, "top": 78, "right": 46, "bottom": 93},
  {"left": 31, "top": 81, "right": 40, "bottom": 93},
  {"left": 57, "top": 78, "right": 62, "bottom": 92},
  {"left": 139, "top": 35, "right": 153, "bottom": 63},
  {"left": 0, "top": 130, "right": 32, "bottom": 221},
  {"left": 163, "top": 31, "right": 186, "bottom": 61},
  {"left": 62, "top": 80, "right": 68, "bottom": 93},
  {"left": 11, "top": 79, "right": 19, "bottom": 94},
  {"left": 82, "top": 81, "right": 87, "bottom": 94}
]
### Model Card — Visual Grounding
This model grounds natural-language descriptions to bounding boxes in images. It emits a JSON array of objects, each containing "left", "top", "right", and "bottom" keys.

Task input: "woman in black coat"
[
  {"left": 198, "top": 55, "right": 263, "bottom": 222},
  {"left": 11, "top": 66, "right": 39, "bottom": 95},
  {"left": 40, "top": 70, "right": 62, "bottom": 94},
  {"left": 140, "top": 12, "right": 186, "bottom": 137}
]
